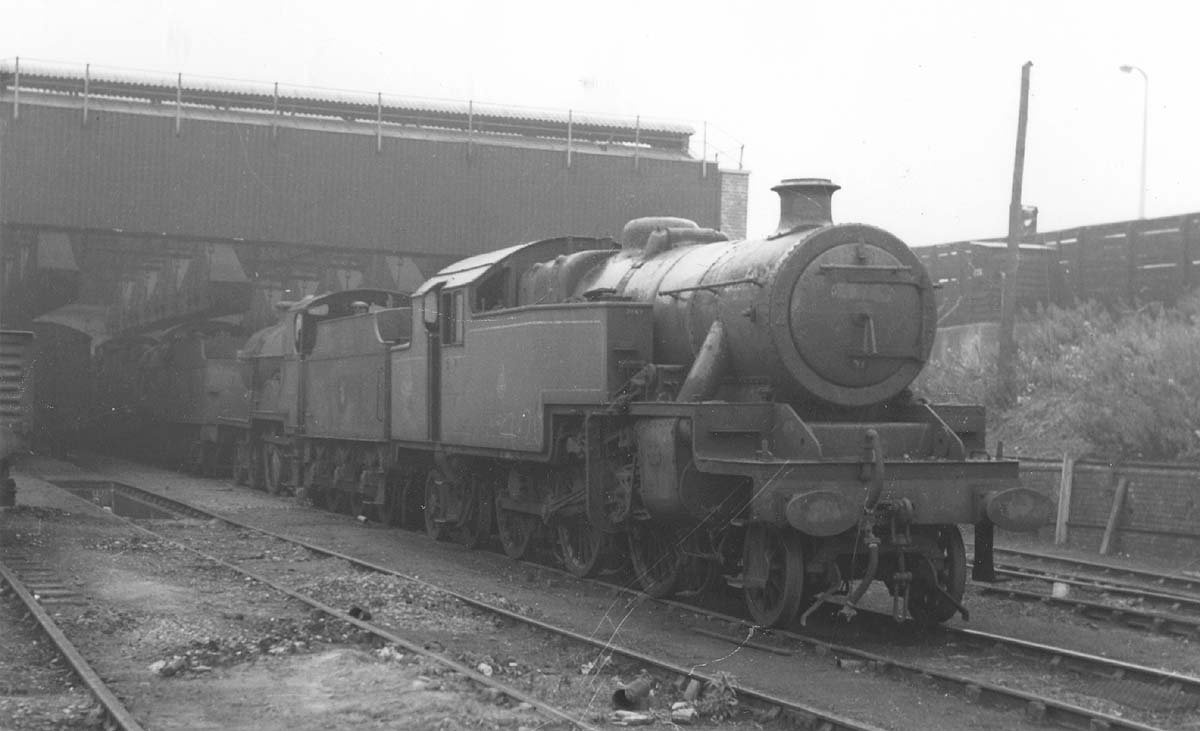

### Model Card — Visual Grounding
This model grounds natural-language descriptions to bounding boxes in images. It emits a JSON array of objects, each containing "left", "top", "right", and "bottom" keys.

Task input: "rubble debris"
[
  {"left": 671, "top": 701, "right": 698, "bottom": 724},
  {"left": 612, "top": 675, "right": 653, "bottom": 710},
  {"left": 608, "top": 710, "right": 653, "bottom": 726},
  {"left": 579, "top": 655, "right": 611, "bottom": 675}
]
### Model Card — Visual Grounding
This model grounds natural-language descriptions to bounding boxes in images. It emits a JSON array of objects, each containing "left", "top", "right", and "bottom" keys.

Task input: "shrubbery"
[{"left": 915, "top": 293, "right": 1200, "bottom": 462}]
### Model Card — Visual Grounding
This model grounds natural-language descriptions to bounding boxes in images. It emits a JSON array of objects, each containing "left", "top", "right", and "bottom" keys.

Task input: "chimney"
[{"left": 771, "top": 178, "right": 840, "bottom": 237}]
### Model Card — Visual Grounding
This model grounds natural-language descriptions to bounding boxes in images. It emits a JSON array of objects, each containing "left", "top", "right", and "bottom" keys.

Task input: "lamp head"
[{"left": 1119, "top": 65, "right": 1134, "bottom": 73}]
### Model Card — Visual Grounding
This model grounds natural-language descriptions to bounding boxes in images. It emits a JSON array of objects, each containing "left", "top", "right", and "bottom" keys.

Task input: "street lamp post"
[{"left": 1119, "top": 64, "right": 1149, "bottom": 219}]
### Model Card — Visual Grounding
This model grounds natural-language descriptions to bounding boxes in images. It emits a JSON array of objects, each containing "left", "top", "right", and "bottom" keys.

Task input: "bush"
[
  {"left": 1065, "top": 299, "right": 1200, "bottom": 460},
  {"left": 917, "top": 293, "right": 1200, "bottom": 462}
]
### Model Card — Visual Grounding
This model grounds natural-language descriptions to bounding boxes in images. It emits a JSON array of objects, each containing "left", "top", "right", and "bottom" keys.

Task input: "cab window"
[{"left": 440, "top": 290, "right": 464, "bottom": 345}]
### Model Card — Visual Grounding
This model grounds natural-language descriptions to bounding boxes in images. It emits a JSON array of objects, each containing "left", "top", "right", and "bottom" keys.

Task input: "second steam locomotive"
[{"left": 105, "top": 178, "right": 1051, "bottom": 628}]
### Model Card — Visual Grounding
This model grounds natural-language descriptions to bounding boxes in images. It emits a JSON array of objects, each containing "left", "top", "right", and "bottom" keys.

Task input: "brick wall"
[
  {"left": 719, "top": 169, "right": 750, "bottom": 240},
  {"left": 1019, "top": 459, "right": 1200, "bottom": 559}
]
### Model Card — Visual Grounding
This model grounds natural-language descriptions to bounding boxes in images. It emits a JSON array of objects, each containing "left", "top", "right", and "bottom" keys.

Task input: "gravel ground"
[
  {"left": 0, "top": 475, "right": 549, "bottom": 731},
  {"left": 8, "top": 452, "right": 1200, "bottom": 730}
]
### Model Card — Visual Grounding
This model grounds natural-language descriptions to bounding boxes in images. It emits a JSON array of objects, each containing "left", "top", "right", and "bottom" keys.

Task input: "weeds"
[
  {"left": 917, "top": 292, "right": 1200, "bottom": 462},
  {"left": 695, "top": 672, "right": 739, "bottom": 721}
]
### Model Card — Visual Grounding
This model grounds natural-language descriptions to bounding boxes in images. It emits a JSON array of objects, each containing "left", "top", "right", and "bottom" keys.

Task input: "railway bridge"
[{"left": 0, "top": 59, "right": 747, "bottom": 339}]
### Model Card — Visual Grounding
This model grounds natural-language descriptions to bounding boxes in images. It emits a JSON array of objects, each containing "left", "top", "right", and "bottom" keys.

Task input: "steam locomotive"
[{"left": 105, "top": 179, "right": 1053, "bottom": 628}]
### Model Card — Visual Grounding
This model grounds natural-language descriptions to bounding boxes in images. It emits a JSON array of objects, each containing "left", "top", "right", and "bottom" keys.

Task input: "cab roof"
[
  {"left": 412, "top": 236, "right": 614, "bottom": 296},
  {"left": 282, "top": 288, "right": 408, "bottom": 314}
]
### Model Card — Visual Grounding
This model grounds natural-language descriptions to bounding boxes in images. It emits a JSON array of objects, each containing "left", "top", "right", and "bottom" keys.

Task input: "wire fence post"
[
  {"left": 566, "top": 109, "right": 573, "bottom": 169},
  {"left": 174, "top": 72, "right": 182, "bottom": 136},
  {"left": 82, "top": 63, "right": 90, "bottom": 126},
  {"left": 12, "top": 56, "right": 19, "bottom": 119},
  {"left": 376, "top": 92, "right": 383, "bottom": 153},
  {"left": 633, "top": 115, "right": 640, "bottom": 171}
]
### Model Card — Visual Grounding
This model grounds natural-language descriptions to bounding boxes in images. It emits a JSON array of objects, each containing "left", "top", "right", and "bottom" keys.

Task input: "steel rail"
[
  {"left": 695, "top": 624, "right": 1171, "bottom": 731},
  {"left": 61, "top": 481, "right": 884, "bottom": 731},
  {"left": 85, "top": 478, "right": 1189, "bottom": 731},
  {"left": 52, "top": 488, "right": 600, "bottom": 731},
  {"left": 659, "top": 601, "right": 1186, "bottom": 731},
  {"left": 994, "top": 547, "right": 1200, "bottom": 595},
  {"left": 949, "top": 626, "right": 1200, "bottom": 697},
  {"left": 976, "top": 583, "right": 1200, "bottom": 637},
  {"left": 0, "top": 558, "right": 148, "bottom": 731},
  {"left": 563, "top": 569, "right": 1200, "bottom": 705},
  {"left": 985, "top": 566, "right": 1200, "bottom": 611}
]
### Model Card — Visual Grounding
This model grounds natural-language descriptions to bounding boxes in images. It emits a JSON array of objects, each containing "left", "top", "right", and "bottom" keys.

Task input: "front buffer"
[{"left": 630, "top": 401, "right": 1052, "bottom": 628}]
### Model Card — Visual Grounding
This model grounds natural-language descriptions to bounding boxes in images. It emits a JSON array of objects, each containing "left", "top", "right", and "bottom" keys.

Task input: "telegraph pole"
[{"left": 996, "top": 61, "right": 1032, "bottom": 407}]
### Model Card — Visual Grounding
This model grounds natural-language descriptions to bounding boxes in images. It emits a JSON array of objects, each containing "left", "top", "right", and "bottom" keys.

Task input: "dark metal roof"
[
  {"left": 413, "top": 240, "right": 534, "bottom": 296},
  {"left": 0, "top": 59, "right": 694, "bottom": 151},
  {"left": 413, "top": 236, "right": 614, "bottom": 296},
  {"left": 286, "top": 288, "right": 408, "bottom": 314}
]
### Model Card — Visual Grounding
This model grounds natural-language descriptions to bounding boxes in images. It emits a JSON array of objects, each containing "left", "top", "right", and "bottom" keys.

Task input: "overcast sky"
[{"left": 4, "top": 1, "right": 1196, "bottom": 246}]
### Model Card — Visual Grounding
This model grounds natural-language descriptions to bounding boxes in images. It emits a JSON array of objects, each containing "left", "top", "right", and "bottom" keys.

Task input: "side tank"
[{"left": 523, "top": 179, "right": 937, "bottom": 408}]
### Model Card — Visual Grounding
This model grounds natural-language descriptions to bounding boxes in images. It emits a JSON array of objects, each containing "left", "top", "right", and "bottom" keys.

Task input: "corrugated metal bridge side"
[
  {"left": 0, "top": 78, "right": 739, "bottom": 335},
  {"left": 0, "top": 98, "right": 724, "bottom": 258}
]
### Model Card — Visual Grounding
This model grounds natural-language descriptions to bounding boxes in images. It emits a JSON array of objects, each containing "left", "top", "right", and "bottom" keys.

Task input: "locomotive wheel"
[
  {"left": 907, "top": 525, "right": 967, "bottom": 626},
  {"left": 423, "top": 471, "right": 452, "bottom": 542},
  {"left": 628, "top": 524, "right": 685, "bottom": 599},
  {"left": 743, "top": 523, "right": 806, "bottom": 628},
  {"left": 458, "top": 482, "right": 493, "bottom": 550},
  {"left": 495, "top": 496, "right": 539, "bottom": 560},
  {"left": 263, "top": 444, "right": 285, "bottom": 496},
  {"left": 556, "top": 520, "right": 605, "bottom": 578}
]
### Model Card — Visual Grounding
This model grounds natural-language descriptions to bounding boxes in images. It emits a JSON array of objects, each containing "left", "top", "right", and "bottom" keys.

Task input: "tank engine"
[
  {"left": 460, "top": 178, "right": 1050, "bottom": 625},
  {"left": 175, "top": 178, "right": 1050, "bottom": 629}
]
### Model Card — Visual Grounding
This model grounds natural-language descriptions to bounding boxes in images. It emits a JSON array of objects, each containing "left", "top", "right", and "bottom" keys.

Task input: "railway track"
[
  {"left": 56, "top": 480, "right": 888, "bottom": 731},
  {"left": 974, "top": 582, "right": 1200, "bottom": 637},
  {"left": 987, "top": 566, "right": 1200, "bottom": 610},
  {"left": 586, "top": 577, "right": 1200, "bottom": 731},
  {"left": 966, "top": 549, "right": 1200, "bottom": 638},
  {"left": 993, "top": 547, "right": 1200, "bottom": 596},
  {"left": 0, "top": 554, "right": 146, "bottom": 731},
  {"left": 58, "top": 476, "right": 1196, "bottom": 731},
  {"left": 52, "top": 484, "right": 604, "bottom": 731}
]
